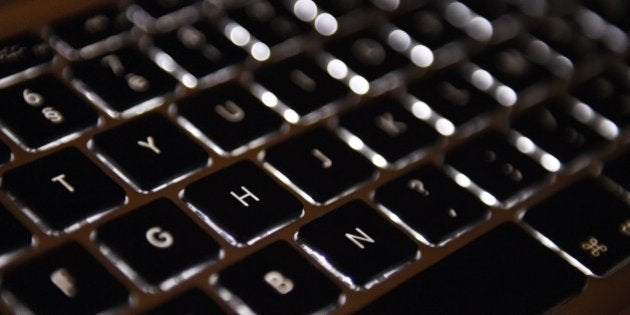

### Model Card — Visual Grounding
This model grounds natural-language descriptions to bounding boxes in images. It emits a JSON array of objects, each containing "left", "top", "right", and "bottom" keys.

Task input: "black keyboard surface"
[{"left": 0, "top": 0, "right": 628, "bottom": 314}]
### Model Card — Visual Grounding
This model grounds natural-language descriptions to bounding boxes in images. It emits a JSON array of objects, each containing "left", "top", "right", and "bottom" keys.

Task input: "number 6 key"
[{"left": 0, "top": 75, "right": 98, "bottom": 150}]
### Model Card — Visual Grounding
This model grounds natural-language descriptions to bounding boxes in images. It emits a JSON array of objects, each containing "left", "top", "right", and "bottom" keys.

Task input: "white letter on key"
[
  {"left": 230, "top": 186, "right": 260, "bottom": 207},
  {"left": 51, "top": 174, "right": 75, "bottom": 193},
  {"left": 137, "top": 136, "right": 161, "bottom": 154}
]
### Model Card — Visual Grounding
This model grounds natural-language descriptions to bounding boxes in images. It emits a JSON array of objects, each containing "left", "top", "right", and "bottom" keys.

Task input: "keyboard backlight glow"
[
  {"left": 349, "top": 76, "right": 370, "bottom": 95},
  {"left": 293, "top": 0, "right": 317, "bottom": 22},
  {"left": 314, "top": 13, "right": 338, "bottom": 36}
]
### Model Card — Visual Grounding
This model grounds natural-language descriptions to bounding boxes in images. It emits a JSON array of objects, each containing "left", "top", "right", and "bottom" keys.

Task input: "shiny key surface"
[
  {"left": 1, "top": 243, "right": 128, "bottom": 315},
  {"left": 97, "top": 199, "right": 221, "bottom": 286},
  {"left": 264, "top": 128, "right": 376, "bottom": 204},
  {"left": 153, "top": 22, "right": 247, "bottom": 79},
  {"left": 2, "top": 148, "right": 126, "bottom": 231},
  {"left": 217, "top": 241, "right": 341, "bottom": 315},
  {"left": 298, "top": 201, "right": 418, "bottom": 287},
  {"left": 446, "top": 132, "right": 549, "bottom": 202},
  {"left": 177, "top": 83, "right": 284, "bottom": 153},
  {"left": 326, "top": 29, "right": 409, "bottom": 81},
  {"left": 0, "top": 75, "right": 98, "bottom": 150},
  {"left": 375, "top": 166, "right": 488, "bottom": 245},
  {"left": 255, "top": 54, "right": 349, "bottom": 116},
  {"left": 183, "top": 161, "right": 303, "bottom": 244},
  {"left": 513, "top": 98, "right": 608, "bottom": 164},
  {"left": 92, "top": 113, "right": 208, "bottom": 192},
  {"left": 50, "top": 6, "right": 132, "bottom": 52},
  {"left": 359, "top": 223, "right": 586, "bottom": 314},
  {"left": 0, "top": 34, "right": 53, "bottom": 85},
  {"left": 524, "top": 179, "right": 630, "bottom": 275},
  {"left": 339, "top": 97, "right": 440, "bottom": 163},
  {"left": 71, "top": 47, "right": 177, "bottom": 115}
]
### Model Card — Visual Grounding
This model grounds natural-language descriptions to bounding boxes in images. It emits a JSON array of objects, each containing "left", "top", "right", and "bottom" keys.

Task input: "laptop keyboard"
[{"left": 0, "top": 0, "right": 628, "bottom": 314}]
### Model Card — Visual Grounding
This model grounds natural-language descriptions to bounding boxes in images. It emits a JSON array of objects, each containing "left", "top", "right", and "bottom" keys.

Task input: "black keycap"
[
  {"left": 183, "top": 161, "right": 302, "bottom": 244},
  {"left": 446, "top": 133, "right": 548, "bottom": 201},
  {"left": 265, "top": 128, "right": 375, "bottom": 204},
  {"left": 0, "top": 139, "right": 11, "bottom": 165},
  {"left": 581, "top": 0, "right": 630, "bottom": 31},
  {"left": 1, "top": 243, "right": 128, "bottom": 315},
  {"left": 339, "top": 97, "right": 439, "bottom": 163},
  {"left": 177, "top": 83, "right": 284, "bottom": 153},
  {"left": 472, "top": 38, "right": 556, "bottom": 91},
  {"left": 299, "top": 201, "right": 417, "bottom": 287},
  {"left": 0, "top": 34, "right": 53, "bottom": 84},
  {"left": 315, "top": 0, "right": 364, "bottom": 16},
  {"left": 0, "top": 75, "right": 98, "bottom": 150},
  {"left": 458, "top": 0, "right": 517, "bottom": 20},
  {"left": 375, "top": 166, "right": 488, "bottom": 244},
  {"left": 226, "top": 0, "right": 310, "bottom": 46},
  {"left": 217, "top": 241, "right": 340, "bottom": 315},
  {"left": 153, "top": 23, "right": 247, "bottom": 79},
  {"left": 144, "top": 288, "right": 226, "bottom": 315},
  {"left": 326, "top": 29, "right": 409, "bottom": 81},
  {"left": 134, "top": 0, "right": 199, "bottom": 19},
  {"left": 524, "top": 179, "right": 630, "bottom": 275},
  {"left": 255, "top": 54, "right": 348, "bottom": 116},
  {"left": 72, "top": 47, "right": 177, "bottom": 115},
  {"left": 392, "top": 7, "right": 466, "bottom": 48},
  {"left": 530, "top": 17, "right": 602, "bottom": 64},
  {"left": 0, "top": 203, "right": 31, "bottom": 256},
  {"left": 97, "top": 199, "right": 221, "bottom": 286},
  {"left": 359, "top": 223, "right": 586, "bottom": 314},
  {"left": 572, "top": 66, "right": 630, "bottom": 128},
  {"left": 513, "top": 99, "right": 607, "bottom": 164},
  {"left": 2, "top": 148, "right": 126, "bottom": 231},
  {"left": 604, "top": 151, "right": 630, "bottom": 192},
  {"left": 50, "top": 6, "right": 131, "bottom": 52},
  {"left": 92, "top": 113, "right": 208, "bottom": 192},
  {"left": 407, "top": 69, "right": 501, "bottom": 126}
]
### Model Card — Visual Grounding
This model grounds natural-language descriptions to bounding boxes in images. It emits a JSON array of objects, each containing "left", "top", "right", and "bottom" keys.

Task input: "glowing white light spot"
[
  {"left": 349, "top": 75, "right": 370, "bottom": 95},
  {"left": 576, "top": 9, "right": 605, "bottom": 39},
  {"left": 283, "top": 109, "right": 299, "bottom": 124},
  {"left": 495, "top": 86, "right": 517, "bottom": 106},
  {"left": 155, "top": 52, "right": 176, "bottom": 71},
  {"left": 410, "top": 45, "right": 434, "bottom": 67},
  {"left": 515, "top": 136, "right": 535, "bottom": 154},
  {"left": 527, "top": 40, "right": 551, "bottom": 62},
  {"left": 181, "top": 74, "right": 198, "bottom": 88},
  {"left": 435, "top": 118, "right": 455, "bottom": 136},
  {"left": 371, "top": 154, "right": 388, "bottom": 168},
  {"left": 293, "top": 0, "right": 317, "bottom": 22},
  {"left": 326, "top": 59, "right": 348, "bottom": 79},
  {"left": 598, "top": 120, "right": 619, "bottom": 139},
  {"left": 388, "top": 30, "right": 411, "bottom": 51},
  {"left": 467, "top": 17, "right": 493, "bottom": 41},
  {"left": 445, "top": 3, "right": 471, "bottom": 27},
  {"left": 541, "top": 154, "right": 561, "bottom": 172},
  {"left": 454, "top": 173, "right": 471, "bottom": 187},
  {"left": 480, "top": 191, "right": 498, "bottom": 206},
  {"left": 572, "top": 102, "right": 594, "bottom": 122},
  {"left": 251, "top": 42, "right": 270, "bottom": 61},
  {"left": 228, "top": 24, "right": 250, "bottom": 46},
  {"left": 471, "top": 69, "right": 493, "bottom": 91},
  {"left": 261, "top": 91, "right": 278, "bottom": 107},
  {"left": 314, "top": 13, "right": 338, "bottom": 36},
  {"left": 374, "top": 0, "right": 399, "bottom": 11},
  {"left": 411, "top": 101, "right": 431, "bottom": 119},
  {"left": 348, "top": 135, "right": 364, "bottom": 150}
]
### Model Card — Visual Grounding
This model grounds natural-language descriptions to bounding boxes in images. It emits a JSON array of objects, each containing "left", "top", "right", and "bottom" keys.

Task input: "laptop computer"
[{"left": 0, "top": 0, "right": 628, "bottom": 314}]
